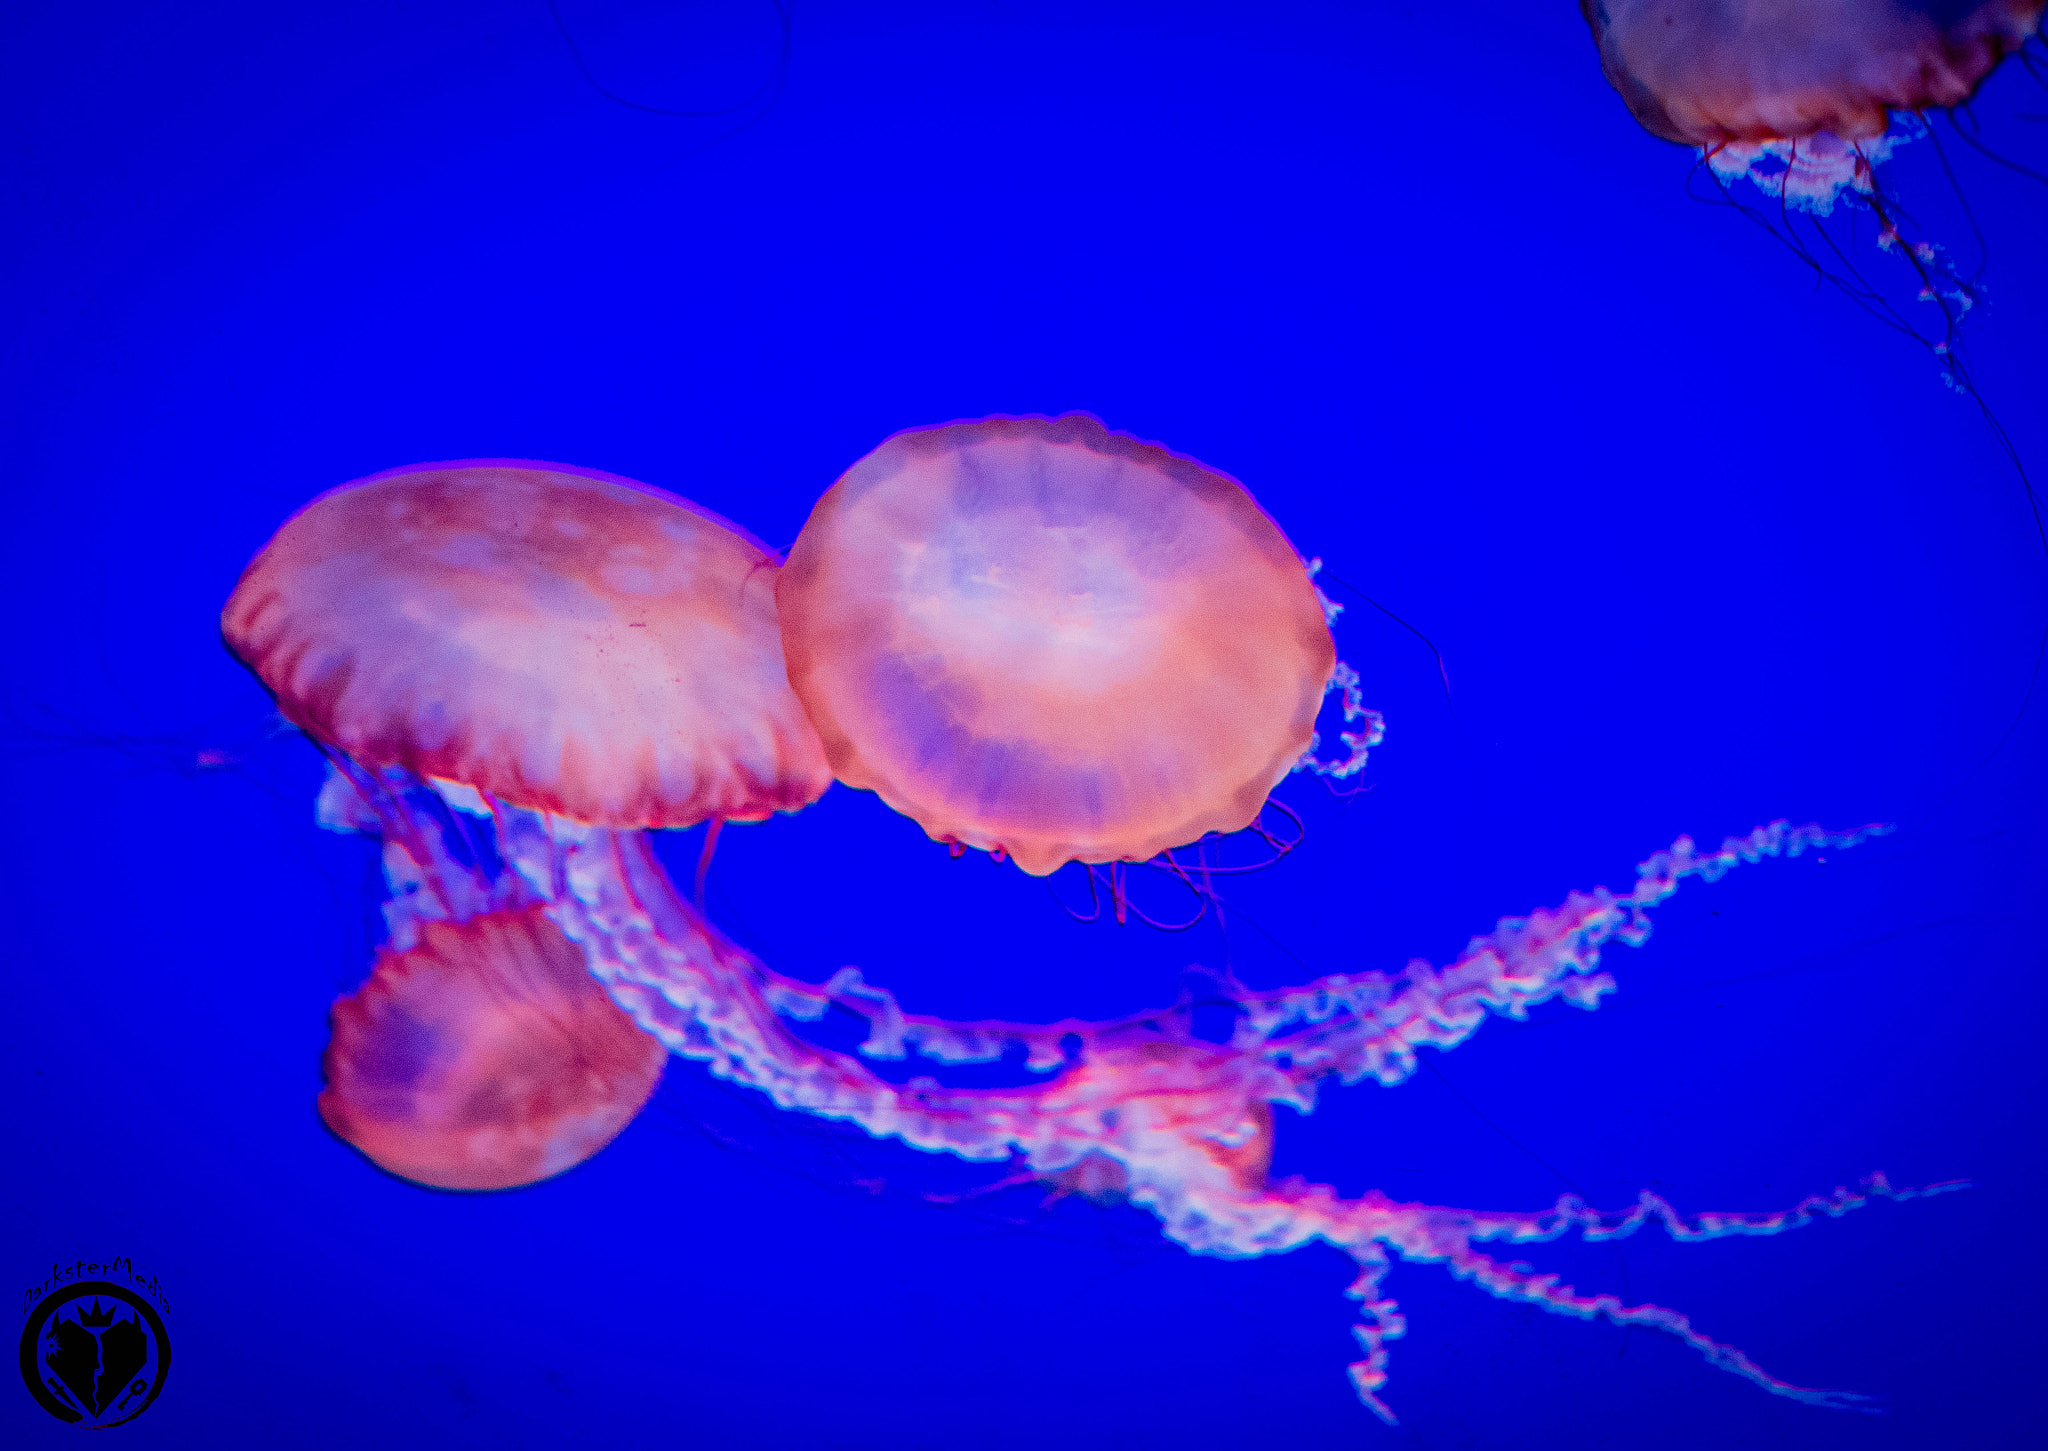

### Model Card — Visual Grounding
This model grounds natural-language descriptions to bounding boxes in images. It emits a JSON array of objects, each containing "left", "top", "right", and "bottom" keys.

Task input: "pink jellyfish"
[
  {"left": 223, "top": 459, "right": 829, "bottom": 828},
  {"left": 778, "top": 413, "right": 1344, "bottom": 876},
  {"left": 1581, "top": 3, "right": 2046, "bottom": 453},
  {"left": 1582, "top": 1, "right": 2043, "bottom": 218},
  {"left": 1583, "top": 1, "right": 2042, "bottom": 155},
  {"left": 222, "top": 460, "right": 830, "bottom": 1187},
  {"left": 318, "top": 907, "right": 667, "bottom": 1191}
]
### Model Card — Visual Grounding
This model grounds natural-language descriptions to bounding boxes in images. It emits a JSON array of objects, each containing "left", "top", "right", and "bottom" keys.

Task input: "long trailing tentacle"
[{"left": 1326, "top": 1172, "right": 1964, "bottom": 1422}]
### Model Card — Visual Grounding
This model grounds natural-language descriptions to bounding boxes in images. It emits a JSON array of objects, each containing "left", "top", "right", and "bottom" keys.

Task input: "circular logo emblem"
[{"left": 18, "top": 1281, "right": 171, "bottom": 1428}]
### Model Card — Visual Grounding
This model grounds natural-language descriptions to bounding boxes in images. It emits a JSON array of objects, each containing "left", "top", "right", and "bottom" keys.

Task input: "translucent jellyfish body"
[
  {"left": 319, "top": 906, "right": 666, "bottom": 1191},
  {"left": 1584, "top": 1, "right": 2044, "bottom": 209},
  {"left": 778, "top": 414, "right": 1337, "bottom": 875},
  {"left": 222, "top": 459, "right": 830, "bottom": 828},
  {"left": 1582, "top": 0, "right": 2042, "bottom": 147}
]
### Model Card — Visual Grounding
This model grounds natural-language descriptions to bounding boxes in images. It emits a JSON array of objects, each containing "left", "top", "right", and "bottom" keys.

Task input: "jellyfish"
[
  {"left": 222, "top": 459, "right": 829, "bottom": 829},
  {"left": 1583, "top": 1, "right": 2042, "bottom": 159},
  {"left": 222, "top": 459, "right": 830, "bottom": 1186},
  {"left": 318, "top": 907, "right": 667, "bottom": 1191},
  {"left": 777, "top": 413, "right": 1344, "bottom": 876},
  {"left": 1581, "top": 2, "right": 2043, "bottom": 317},
  {"left": 1580, "top": 2, "right": 2047, "bottom": 531}
]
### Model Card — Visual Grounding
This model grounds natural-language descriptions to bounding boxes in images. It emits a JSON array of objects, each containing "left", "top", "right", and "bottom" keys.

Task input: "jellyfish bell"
[
  {"left": 221, "top": 459, "right": 831, "bottom": 830},
  {"left": 319, "top": 906, "right": 667, "bottom": 1191},
  {"left": 1582, "top": 0, "right": 2043, "bottom": 149},
  {"left": 777, "top": 413, "right": 1336, "bottom": 877}
]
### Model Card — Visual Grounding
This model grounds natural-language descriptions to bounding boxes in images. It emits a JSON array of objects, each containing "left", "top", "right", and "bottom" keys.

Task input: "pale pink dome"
[
  {"left": 319, "top": 907, "right": 666, "bottom": 1191},
  {"left": 223, "top": 460, "right": 830, "bottom": 827},
  {"left": 778, "top": 414, "right": 1334, "bottom": 876}
]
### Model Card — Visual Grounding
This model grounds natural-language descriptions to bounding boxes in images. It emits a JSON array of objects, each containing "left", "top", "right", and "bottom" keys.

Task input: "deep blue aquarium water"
[{"left": 4, "top": 4, "right": 2044, "bottom": 1447}]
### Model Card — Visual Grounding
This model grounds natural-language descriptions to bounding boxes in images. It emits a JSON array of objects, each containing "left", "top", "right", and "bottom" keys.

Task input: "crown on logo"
[{"left": 73, "top": 1299, "right": 121, "bottom": 1329}]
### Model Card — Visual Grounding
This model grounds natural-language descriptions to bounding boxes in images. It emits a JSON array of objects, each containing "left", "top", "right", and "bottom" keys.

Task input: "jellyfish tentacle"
[
  {"left": 1165, "top": 1171, "right": 1956, "bottom": 1418},
  {"left": 1294, "top": 659, "right": 1384, "bottom": 780},
  {"left": 1439, "top": 1240, "right": 1875, "bottom": 1411}
]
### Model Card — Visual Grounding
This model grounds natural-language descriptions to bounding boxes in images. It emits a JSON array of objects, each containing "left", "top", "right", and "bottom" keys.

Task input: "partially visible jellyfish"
[
  {"left": 1583, "top": 3, "right": 2046, "bottom": 402},
  {"left": 222, "top": 459, "right": 829, "bottom": 1187},
  {"left": 319, "top": 907, "right": 666, "bottom": 1191},
  {"left": 1583, "top": 1, "right": 2041, "bottom": 159},
  {"left": 778, "top": 413, "right": 1359, "bottom": 878}
]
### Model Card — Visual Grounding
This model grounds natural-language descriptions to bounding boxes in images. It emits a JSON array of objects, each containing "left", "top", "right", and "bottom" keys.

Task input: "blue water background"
[{"left": 4, "top": 3, "right": 2044, "bottom": 1446}]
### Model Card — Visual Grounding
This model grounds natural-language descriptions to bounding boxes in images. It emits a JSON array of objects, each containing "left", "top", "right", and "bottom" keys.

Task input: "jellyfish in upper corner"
[
  {"left": 1582, "top": 2, "right": 2042, "bottom": 164},
  {"left": 221, "top": 459, "right": 831, "bottom": 1189},
  {"left": 1580, "top": 4, "right": 2045, "bottom": 415},
  {"left": 1580, "top": 0, "right": 2041, "bottom": 253},
  {"left": 777, "top": 412, "right": 1358, "bottom": 878}
]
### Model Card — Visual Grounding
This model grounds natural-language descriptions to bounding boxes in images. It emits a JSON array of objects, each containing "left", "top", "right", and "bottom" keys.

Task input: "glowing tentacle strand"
[
  {"left": 1242, "top": 1173, "right": 1964, "bottom": 1422},
  {"left": 1247, "top": 820, "right": 1892, "bottom": 1096}
]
